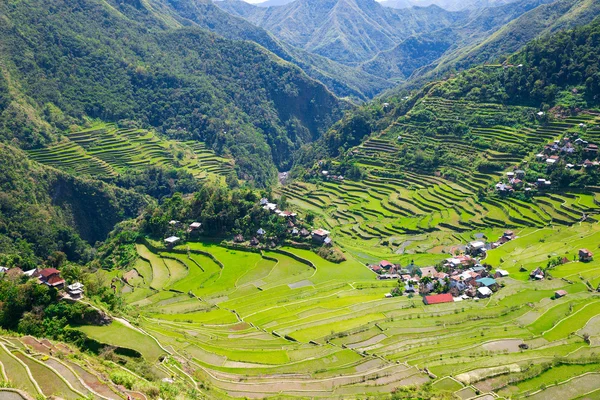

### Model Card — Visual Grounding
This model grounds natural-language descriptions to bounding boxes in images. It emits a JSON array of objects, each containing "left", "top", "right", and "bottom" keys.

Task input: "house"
[
  {"left": 263, "top": 203, "right": 277, "bottom": 212},
  {"left": 379, "top": 260, "right": 394, "bottom": 270},
  {"left": 378, "top": 274, "right": 400, "bottom": 280},
  {"left": 495, "top": 269, "right": 509, "bottom": 278},
  {"left": 370, "top": 265, "right": 382, "bottom": 273},
  {"left": 323, "top": 237, "right": 333, "bottom": 246},
  {"left": 23, "top": 269, "right": 38, "bottom": 278},
  {"left": 0, "top": 267, "right": 7, "bottom": 274},
  {"left": 467, "top": 241, "right": 486, "bottom": 255},
  {"left": 164, "top": 236, "right": 180, "bottom": 247},
  {"left": 312, "top": 229, "right": 330, "bottom": 244},
  {"left": 168, "top": 220, "right": 180, "bottom": 226},
  {"left": 66, "top": 282, "right": 84, "bottom": 299},
  {"left": 279, "top": 211, "right": 297, "bottom": 219},
  {"left": 257, "top": 228, "right": 266, "bottom": 236},
  {"left": 586, "top": 144, "right": 598, "bottom": 153},
  {"left": 476, "top": 277, "right": 497, "bottom": 288},
  {"left": 233, "top": 234, "right": 244, "bottom": 243},
  {"left": 418, "top": 266, "right": 437, "bottom": 277},
  {"left": 299, "top": 228, "right": 310, "bottom": 237},
  {"left": 515, "top": 170, "right": 525, "bottom": 179},
  {"left": 423, "top": 293, "right": 454, "bottom": 305},
  {"left": 250, "top": 237, "right": 259, "bottom": 246},
  {"left": 495, "top": 183, "right": 513, "bottom": 193},
  {"left": 546, "top": 156, "right": 559, "bottom": 165},
  {"left": 434, "top": 272, "right": 449, "bottom": 281},
  {"left": 503, "top": 230, "right": 515, "bottom": 240},
  {"left": 260, "top": 198, "right": 269, "bottom": 206},
  {"left": 188, "top": 222, "right": 202, "bottom": 231},
  {"left": 404, "top": 283, "right": 417, "bottom": 293},
  {"left": 555, "top": 290, "right": 568, "bottom": 298},
  {"left": 530, "top": 268, "right": 544, "bottom": 280},
  {"left": 39, "top": 268, "right": 65, "bottom": 289},
  {"left": 477, "top": 287, "right": 493, "bottom": 298},
  {"left": 291, "top": 228, "right": 299, "bottom": 235},
  {"left": 579, "top": 249, "right": 593, "bottom": 262},
  {"left": 537, "top": 111, "right": 545, "bottom": 117}
]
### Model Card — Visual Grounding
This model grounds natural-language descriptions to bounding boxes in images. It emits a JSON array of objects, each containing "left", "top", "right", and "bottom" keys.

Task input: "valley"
[{"left": 0, "top": 0, "right": 599, "bottom": 399}]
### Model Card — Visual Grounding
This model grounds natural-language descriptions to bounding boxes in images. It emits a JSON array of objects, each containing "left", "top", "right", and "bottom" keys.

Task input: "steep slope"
[
  {"left": 217, "top": 0, "right": 464, "bottom": 64},
  {"left": 161, "top": 0, "right": 393, "bottom": 99},
  {"left": 362, "top": 0, "right": 555, "bottom": 81},
  {"left": 0, "top": 0, "right": 347, "bottom": 186},
  {"left": 0, "top": 143, "right": 148, "bottom": 265},
  {"left": 401, "top": 0, "right": 600, "bottom": 90},
  {"left": 301, "top": 15, "right": 600, "bottom": 163}
]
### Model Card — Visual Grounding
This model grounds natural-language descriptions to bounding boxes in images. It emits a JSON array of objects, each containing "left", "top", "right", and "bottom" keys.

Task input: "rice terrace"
[
  {"left": 2, "top": 1, "right": 600, "bottom": 399},
  {"left": 23, "top": 95, "right": 600, "bottom": 399}
]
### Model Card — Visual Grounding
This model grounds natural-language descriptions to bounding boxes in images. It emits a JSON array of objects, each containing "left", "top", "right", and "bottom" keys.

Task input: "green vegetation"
[{"left": 0, "top": 0, "right": 346, "bottom": 186}]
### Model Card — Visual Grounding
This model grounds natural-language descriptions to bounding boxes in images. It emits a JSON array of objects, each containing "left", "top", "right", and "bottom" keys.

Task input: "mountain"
[
  {"left": 255, "top": 0, "right": 296, "bottom": 6},
  {"left": 216, "top": 0, "right": 581, "bottom": 93},
  {"left": 216, "top": 0, "right": 465, "bottom": 65},
  {"left": 399, "top": 0, "right": 600, "bottom": 90},
  {"left": 301, "top": 14, "right": 600, "bottom": 163},
  {"left": 362, "top": 0, "right": 555, "bottom": 81},
  {"left": 380, "top": 0, "right": 521, "bottom": 11},
  {"left": 0, "top": 0, "right": 348, "bottom": 187},
  {"left": 162, "top": 0, "right": 393, "bottom": 99}
]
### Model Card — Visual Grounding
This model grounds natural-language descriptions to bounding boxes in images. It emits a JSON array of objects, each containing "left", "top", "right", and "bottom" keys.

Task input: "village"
[
  {"left": 496, "top": 127, "right": 600, "bottom": 195},
  {"left": 368, "top": 230, "right": 595, "bottom": 305}
]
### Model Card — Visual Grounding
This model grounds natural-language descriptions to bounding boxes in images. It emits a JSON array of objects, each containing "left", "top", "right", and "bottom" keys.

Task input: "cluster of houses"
[
  {"left": 320, "top": 171, "right": 345, "bottom": 182},
  {"left": 536, "top": 135, "right": 599, "bottom": 170},
  {"left": 232, "top": 198, "right": 333, "bottom": 248},
  {"left": 0, "top": 267, "right": 84, "bottom": 299},
  {"left": 496, "top": 132, "right": 599, "bottom": 194},
  {"left": 163, "top": 220, "right": 203, "bottom": 248},
  {"left": 370, "top": 251, "right": 508, "bottom": 304},
  {"left": 528, "top": 248, "right": 593, "bottom": 281}
]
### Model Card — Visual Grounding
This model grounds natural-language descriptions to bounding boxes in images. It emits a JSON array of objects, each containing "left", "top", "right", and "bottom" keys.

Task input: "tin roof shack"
[
  {"left": 579, "top": 249, "right": 593, "bottom": 262},
  {"left": 66, "top": 282, "right": 84, "bottom": 299},
  {"left": 164, "top": 236, "right": 181, "bottom": 248},
  {"left": 554, "top": 290, "right": 568, "bottom": 298},
  {"left": 467, "top": 241, "right": 486, "bottom": 256}
]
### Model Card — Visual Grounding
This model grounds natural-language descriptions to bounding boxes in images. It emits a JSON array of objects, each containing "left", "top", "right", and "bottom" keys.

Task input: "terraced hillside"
[
  {"left": 59, "top": 228, "right": 600, "bottom": 399},
  {"left": 279, "top": 96, "right": 600, "bottom": 260},
  {"left": 0, "top": 334, "right": 151, "bottom": 400},
  {"left": 27, "top": 124, "right": 235, "bottom": 182}
]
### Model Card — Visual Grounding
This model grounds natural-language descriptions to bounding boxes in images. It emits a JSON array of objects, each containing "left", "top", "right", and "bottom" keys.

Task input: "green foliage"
[
  {"left": 0, "top": 0, "right": 346, "bottom": 186},
  {"left": 431, "top": 16, "right": 600, "bottom": 109},
  {"left": 0, "top": 144, "right": 148, "bottom": 266}
]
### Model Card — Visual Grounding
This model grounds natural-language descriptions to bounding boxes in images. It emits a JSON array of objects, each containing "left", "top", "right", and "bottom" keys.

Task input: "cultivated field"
[{"left": 27, "top": 123, "right": 235, "bottom": 182}]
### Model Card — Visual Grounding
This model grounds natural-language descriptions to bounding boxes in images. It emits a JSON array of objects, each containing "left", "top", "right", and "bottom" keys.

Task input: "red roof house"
[
  {"left": 38, "top": 268, "right": 65, "bottom": 288},
  {"left": 423, "top": 293, "right": 454, "bottom": 305},
  {"left": 379, "top": 260, "right": 393, "bottom": 269}
]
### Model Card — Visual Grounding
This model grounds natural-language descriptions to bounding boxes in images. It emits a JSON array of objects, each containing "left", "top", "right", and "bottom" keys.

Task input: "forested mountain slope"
[
  {"left": 400, "top": 0, "right": 600, "bottom": 90},
  {"left": 161, "top": 0, "right": 393, "bottom": 99},
  {"left": 0, "top": 0, "right": 347, "bottom": 186},
  {"left": 381, "top": 0, "right": 521, "bottom": 10},
  {"left": 361, "top": 0, "right": 555, "bottom": 81},
  {"left": 0, "top": 144, "right": 148, "bottom": 267}
]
